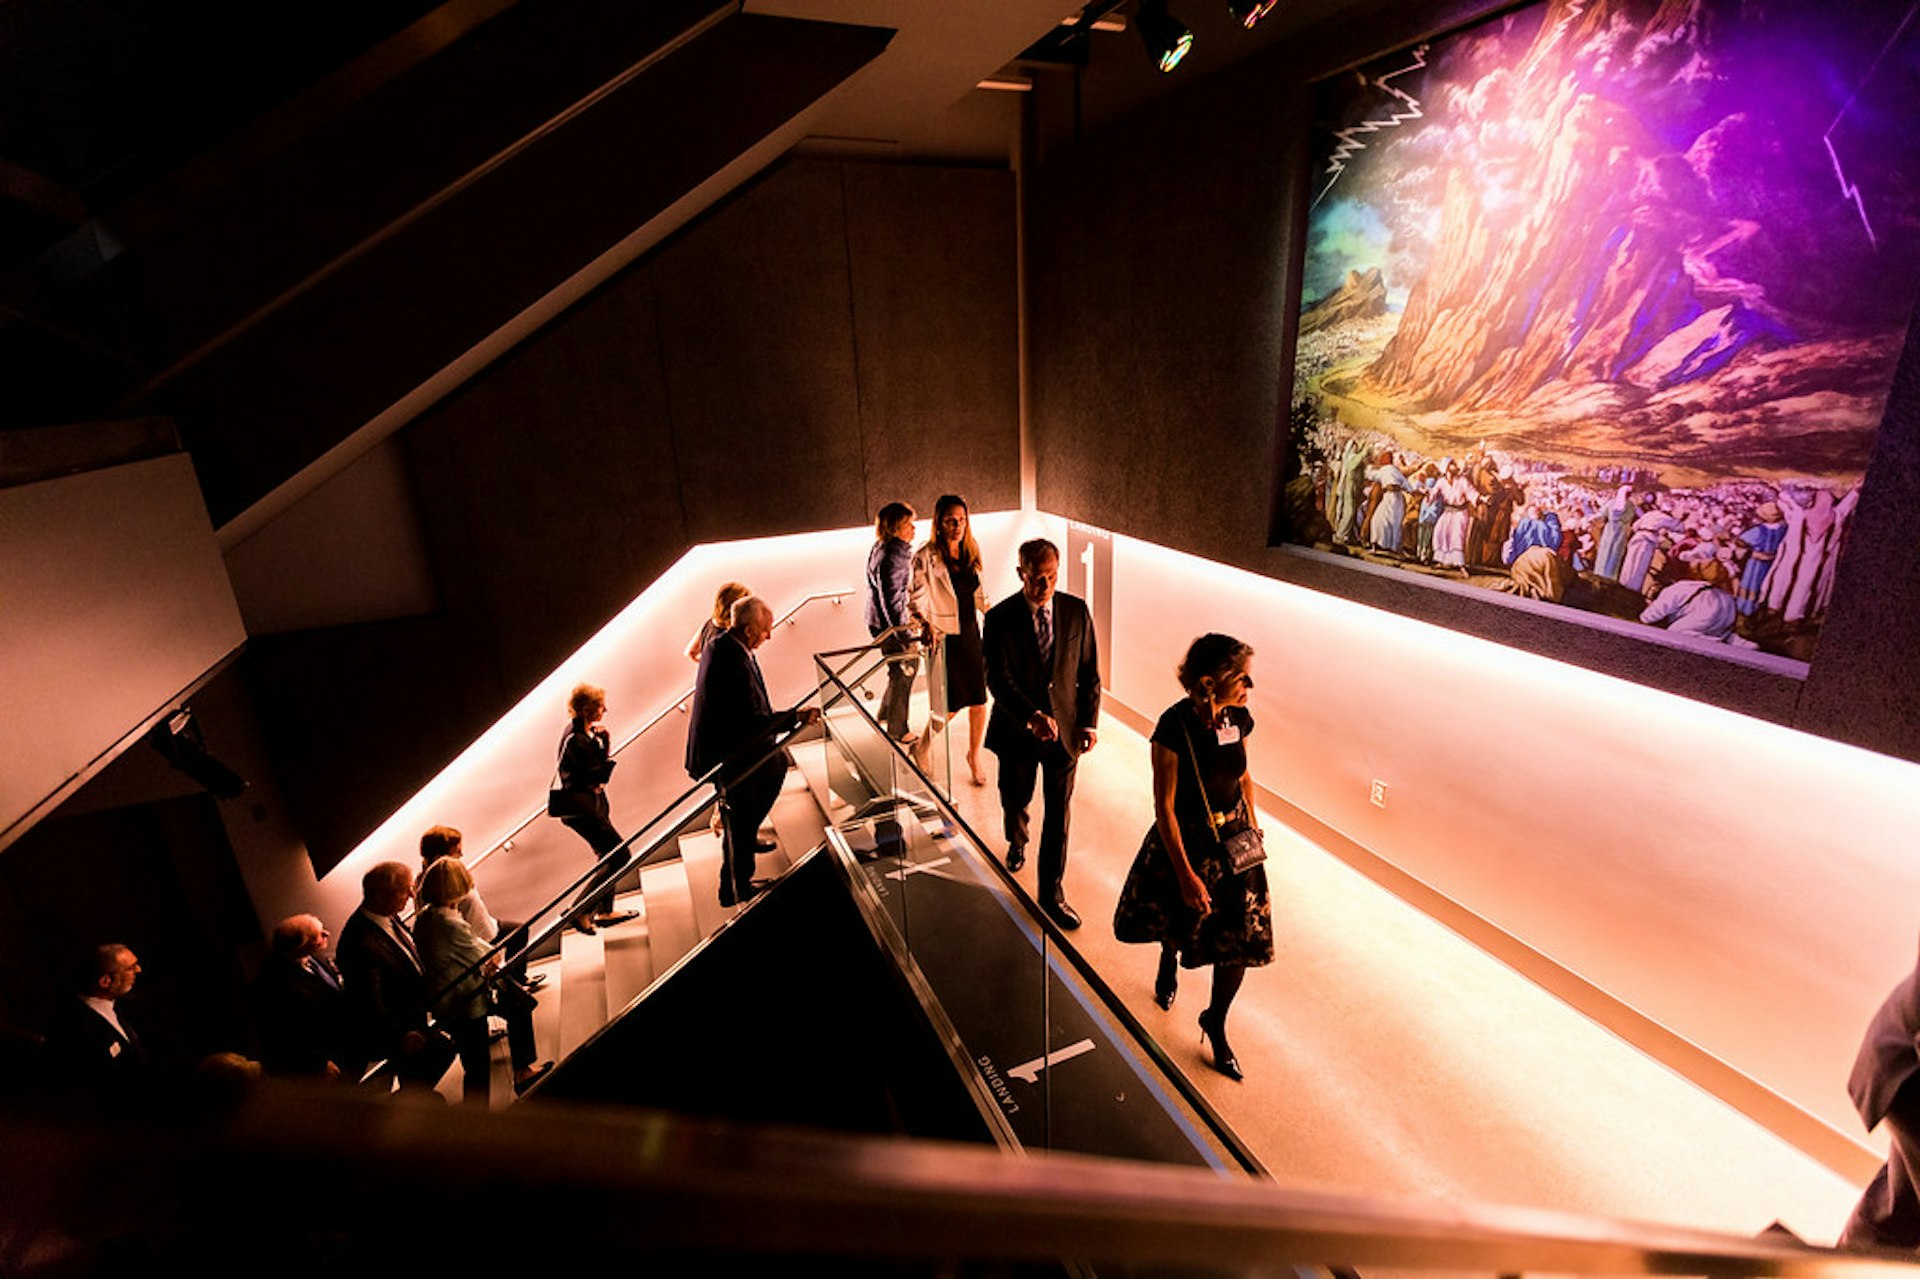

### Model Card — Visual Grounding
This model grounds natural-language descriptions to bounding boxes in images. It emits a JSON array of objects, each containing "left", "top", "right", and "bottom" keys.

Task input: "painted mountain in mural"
[
  {"left": 1302, "top": 267, "right": 1388, "bottom": 331},
  {"left": 1319, "top": 0, "right": 1918, "bottom": 482}
]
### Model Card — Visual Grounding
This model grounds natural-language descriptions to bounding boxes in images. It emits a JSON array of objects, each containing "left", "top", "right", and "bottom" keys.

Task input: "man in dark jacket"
[
  {"left": 253, "top": 913, "right": 357, "bottom": 1080},
  {"left": 686, "top": 596, "right": 820, "bottom": 907},
  {"left": 982, "top": 538, "right": 1101, "bottom": 930},
  {"left": 335, "top": 862, "right": 453, "bottom": 1091}
]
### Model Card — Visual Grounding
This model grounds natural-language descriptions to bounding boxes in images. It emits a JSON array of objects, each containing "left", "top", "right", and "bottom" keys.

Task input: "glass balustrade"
[{"left": 813, "top": 644, "right": 1257, "bottom": 1170}]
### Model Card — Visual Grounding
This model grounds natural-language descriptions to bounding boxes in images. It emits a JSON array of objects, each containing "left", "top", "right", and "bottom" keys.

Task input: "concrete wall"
[{"left": 233, "top": 158, "right": 1020, "bottom": 870}]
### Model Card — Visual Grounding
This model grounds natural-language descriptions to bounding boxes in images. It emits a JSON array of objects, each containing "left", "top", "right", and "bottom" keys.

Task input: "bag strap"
[
  {"left": 1178, "top": 714, "right": 1224, "bottom": 841},
  {"left": 551, "top": 725, "right": 573, "bottom": 791}
]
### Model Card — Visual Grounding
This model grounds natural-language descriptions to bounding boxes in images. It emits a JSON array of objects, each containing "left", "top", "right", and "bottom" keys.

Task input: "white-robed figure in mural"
[
  {"left": 1328, "top": 437, "right": 1370, "bottom": 544},
  {"left": 1814, "top": 484, "right": 1862, "bottom": 618},
  {"left": 1366, "top": 449, "right": 1412, "bottom": 554},
  {"left": 1619, "top": 503, "right": 1684, "bottom": 595},
  {"left": 1593, "top": 485, "right": 1637, "bottom": 582},
  {"left": 1763, "top": 484, "right": 1811, "bottom": 616},
  {"left": 1431, "top": 459, "right": 1478, "bottom": 569},
  {"left": 1784, "top": 484, "right": 1837, "bottom": 624}
]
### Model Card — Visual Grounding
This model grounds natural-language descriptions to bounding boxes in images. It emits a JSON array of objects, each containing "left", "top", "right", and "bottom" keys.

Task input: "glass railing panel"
[{"left": 815, "top": 656, "right": 1253, "bottom": 1172}]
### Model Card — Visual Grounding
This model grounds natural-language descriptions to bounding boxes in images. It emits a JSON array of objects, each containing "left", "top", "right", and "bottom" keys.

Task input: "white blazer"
[{"left": 910, "top": 542, "right": 990, "bottom": 635}]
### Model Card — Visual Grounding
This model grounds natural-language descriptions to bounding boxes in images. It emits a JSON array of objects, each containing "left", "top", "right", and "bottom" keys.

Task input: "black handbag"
[
  {"left": 546, "top": 787, "right": 597, "bottom": 819},
  {"left": 1180, "top": 717, "right": 1266, "bottom": 874},
  {"left": 1215, "top": 813, "right": 1267, "bottom": 874}
]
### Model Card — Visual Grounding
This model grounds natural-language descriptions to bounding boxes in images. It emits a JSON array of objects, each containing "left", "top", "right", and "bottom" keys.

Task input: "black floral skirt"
[{"left": 1113, "top": 822, "right": 1274, "bottom": 968}]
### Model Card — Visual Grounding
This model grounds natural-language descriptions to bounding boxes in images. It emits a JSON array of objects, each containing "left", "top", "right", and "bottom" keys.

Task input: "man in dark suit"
[
  {"left": 253, "top": 913, "right": 358, "bottom": 1080},
  {"left": 983, "top": 537, "right": 1101, "bottom": 929},
  {"left": 336, "top": 862, "right": 454, "bottom": 1091},
  {"left": 686, "top": 595, "right": 821, "bottom": 907},
  {"left": 40, "top": 943, "right": 151, "bottom": 1090}
]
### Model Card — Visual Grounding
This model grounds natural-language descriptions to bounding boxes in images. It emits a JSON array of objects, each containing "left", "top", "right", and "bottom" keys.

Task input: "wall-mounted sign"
[{"left": 1279, "top": 0, "right": 1920, "bottom": 669}]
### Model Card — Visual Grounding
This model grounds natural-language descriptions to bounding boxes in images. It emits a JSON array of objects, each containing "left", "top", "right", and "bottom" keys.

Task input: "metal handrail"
[
  {"left": 812, "top": 649, "right": 1267, "bottom": 1176},
  {"left": 7, "top": 1093, "right": 1906, "bottom": 1276},
  {"left": 423, "top": 631, "right": 885, "bottom": 1011},
  {"left": 464, "top": 589, "right": 856, "bottom": 874}
]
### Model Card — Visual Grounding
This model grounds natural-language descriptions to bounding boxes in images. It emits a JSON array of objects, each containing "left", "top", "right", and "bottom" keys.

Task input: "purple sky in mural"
[{"left": 1285, "top": 0, "right": 1920, "bottom": 666}]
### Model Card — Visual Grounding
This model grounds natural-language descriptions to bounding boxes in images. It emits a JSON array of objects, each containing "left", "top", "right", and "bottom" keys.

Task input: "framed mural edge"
[{"left": 1273, "top": 0, "right": 1920, "bottom": 676}]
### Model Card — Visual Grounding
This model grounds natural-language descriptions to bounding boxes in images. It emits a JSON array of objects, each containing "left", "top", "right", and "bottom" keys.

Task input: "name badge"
[{"left": 1215, "top": 721, "right": 1241, "bottom": 745}]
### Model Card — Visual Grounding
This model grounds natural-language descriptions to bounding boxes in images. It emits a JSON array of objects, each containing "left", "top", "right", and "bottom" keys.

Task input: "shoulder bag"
[
  {"left": 547, "top": 728, "right": 601, "bottom": 820},
  {"left": 1180, "top": 716, "right": 1266, "bottom": 874}
]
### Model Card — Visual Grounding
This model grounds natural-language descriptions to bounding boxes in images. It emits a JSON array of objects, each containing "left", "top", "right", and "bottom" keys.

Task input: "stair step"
[
  {"left": 527, "top": 953, "right": 565, "bottom": 1063},
  {"left": 678, "top": 829, "right": 731, "bottom": 940},
  {"left": 557, "top": 925, "right": 608, "bottom": 1058},
  {"left": 769, "top": 769, "right": 831, "bottom": 873},
  {"left": 602, "top": 888, "right": 654, "bottom": 1016},
  {"left": 638, "top": 858, "right": 700, "bottom": 976}
]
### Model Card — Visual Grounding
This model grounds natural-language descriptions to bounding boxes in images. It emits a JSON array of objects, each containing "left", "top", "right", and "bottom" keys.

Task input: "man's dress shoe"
[
  {"left": 1006, "top": 843, "right": 1027, "bottom": 873},
  {"left": 1043, "top": 897, "right": 1082, "bottom": 930}
]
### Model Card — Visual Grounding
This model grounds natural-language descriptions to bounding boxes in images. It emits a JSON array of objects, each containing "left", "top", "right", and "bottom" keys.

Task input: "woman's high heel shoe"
[
  {"left": 1198, "top": 1009, "right": 1243, "bottom": 1081},
  {"left": 1153, "top": 952, "right": 1178, "bottom": 1011}
]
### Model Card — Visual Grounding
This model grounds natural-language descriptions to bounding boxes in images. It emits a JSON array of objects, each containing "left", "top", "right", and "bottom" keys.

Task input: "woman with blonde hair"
[
  {"left": 550, "top": 682, "right": 637, "bottom": 934},
  {"left": 910, "top": 494, "right": 991, "bottom": 785},
  {"left": 416, "top": 856, "right": 552, "bottom": 1102},
  {"left": 687, "top": 581, "right": 752, "bottom": 662}
]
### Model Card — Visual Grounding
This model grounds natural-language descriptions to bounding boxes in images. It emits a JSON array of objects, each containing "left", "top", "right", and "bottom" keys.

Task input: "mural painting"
[{"left": 1281, "top": 0, "right": 1920, "bottom": 666}]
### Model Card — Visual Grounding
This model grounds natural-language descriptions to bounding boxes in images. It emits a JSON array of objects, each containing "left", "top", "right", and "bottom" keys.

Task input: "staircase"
[{"left": 440, "top": 764, "right": 830, "bottom": 1106}]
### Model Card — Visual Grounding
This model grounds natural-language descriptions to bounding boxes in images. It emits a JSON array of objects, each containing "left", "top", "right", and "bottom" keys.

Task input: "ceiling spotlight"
[
  {"left": 1135, "top": 0, "right": 1193, "bottom": 72},
  {"left": 1227, "top": 0, "right": 1277, "bottom": 27}
]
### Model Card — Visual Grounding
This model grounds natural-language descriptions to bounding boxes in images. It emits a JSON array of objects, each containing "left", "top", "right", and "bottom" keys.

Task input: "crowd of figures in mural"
[
  {"left": 1280, "top": 0, "right": 1920, "bottom": 664},
  {"left": 1284, "top": 417, "right": 1859, "bottom": 660}
]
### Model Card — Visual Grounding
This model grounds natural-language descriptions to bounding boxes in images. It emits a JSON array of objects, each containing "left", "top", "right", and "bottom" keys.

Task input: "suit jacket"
[
  {"left": 336, "top": 908, "right": 432, "bottom": 1063},
  {"left": 40, "top": 997, "right": 149, "bottom": 1083},
  {"left": 982, "top": 591, "right": 1100, "bottom": 758},
  {"left": 1852, "top": 952, "right": 1920, "bottom": 1129},
  {"left": 252, "top": 951, "right": 357, "bottom": 1076},
  {"left": 686, "top": 629, "right": 798, "bottom": 781}
]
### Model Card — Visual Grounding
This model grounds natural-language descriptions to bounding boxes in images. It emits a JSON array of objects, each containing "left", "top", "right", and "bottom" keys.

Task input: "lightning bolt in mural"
[
  {"left": 1823, "top": 0, "right": 1920, "bottom": 250},
  {"left": 1312, "top": 44, "right": 1430, "bottom": 209}
]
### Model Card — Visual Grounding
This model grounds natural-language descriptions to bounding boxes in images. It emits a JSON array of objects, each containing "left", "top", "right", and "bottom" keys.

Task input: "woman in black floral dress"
[{"left": 1113, "top": 633, "right": 1273, "bottom": 1080}]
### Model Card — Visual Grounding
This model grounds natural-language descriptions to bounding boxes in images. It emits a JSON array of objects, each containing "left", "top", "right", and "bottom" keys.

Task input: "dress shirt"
[{"left": 83, "top": 995, "right": 131, "bottom": 1042}]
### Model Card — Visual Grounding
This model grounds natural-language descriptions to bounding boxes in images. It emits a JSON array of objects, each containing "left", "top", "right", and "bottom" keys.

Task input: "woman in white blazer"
[{"left": 910, "top": 494, "right": 992, "bottom": 785}]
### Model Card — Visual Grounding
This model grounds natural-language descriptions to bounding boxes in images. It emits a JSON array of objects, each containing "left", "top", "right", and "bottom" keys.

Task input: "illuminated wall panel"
[
  {"left": 1107, "top": 529, "right": 1919, "bottom": 1152},
  {"left": 0, "top": 456, "right": 247, "bottom": 849}
]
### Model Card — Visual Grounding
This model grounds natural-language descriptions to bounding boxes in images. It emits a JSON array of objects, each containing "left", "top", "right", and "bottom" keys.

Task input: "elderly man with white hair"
[
  {"left": 685, "top": 595, "right": 821, "bottom": 907},
  {"left": 253, "top": 914, "right": 356, "bottom": 1079}
]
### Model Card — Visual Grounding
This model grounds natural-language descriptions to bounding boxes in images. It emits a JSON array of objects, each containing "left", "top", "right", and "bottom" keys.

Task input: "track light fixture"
[
  {"left": 1135, "top": 0, "right": 1193, "bottom": 72},
  {"left": 1227, "top": 0, "right": 1277, "bottom": 27}
]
